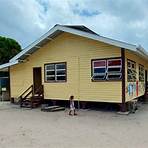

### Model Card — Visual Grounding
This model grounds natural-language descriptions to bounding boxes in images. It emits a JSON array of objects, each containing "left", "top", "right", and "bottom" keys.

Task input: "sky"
[{"left": 0, "top": 0, "right": 148, "bottom": 50}]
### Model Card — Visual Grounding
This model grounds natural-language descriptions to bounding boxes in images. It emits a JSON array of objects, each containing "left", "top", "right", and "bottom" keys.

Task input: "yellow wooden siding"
[
  {"left": 10, "top": 33, "right": 122, "bottom": 102},
  {"left": 79, "top": 56, "right": 121, "bottom": 102},
  {"left": 125, "top": 50, "right": 148, "bottom": 102}
]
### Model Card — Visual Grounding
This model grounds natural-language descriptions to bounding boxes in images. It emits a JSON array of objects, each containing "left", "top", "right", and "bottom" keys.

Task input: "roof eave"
[
  {"left": 10, "top": 25, "right": 61, "bottom": 62},
  {"left": 0, "top": 60, "right": 19, "bottom": 70}
]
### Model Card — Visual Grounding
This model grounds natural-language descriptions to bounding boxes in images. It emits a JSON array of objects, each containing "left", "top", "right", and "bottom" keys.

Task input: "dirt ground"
[{"left": 0, "top": 102, "right": 148, "bottom": 148}]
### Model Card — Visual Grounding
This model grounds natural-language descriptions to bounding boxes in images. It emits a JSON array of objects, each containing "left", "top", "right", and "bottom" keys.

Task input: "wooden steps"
[
  {"left": 41, "top": 105, "right": 65, "bottom": 112},
  {"left": 19, "top": 85, "right": 44, "bottom": 109},
  {"left": 20, "top": 96, "right": 43, "bottom": 108}
]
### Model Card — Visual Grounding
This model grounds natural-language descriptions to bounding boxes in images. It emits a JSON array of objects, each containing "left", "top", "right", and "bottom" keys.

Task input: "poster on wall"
[{"left": 128, "top": 84, "right": 133, "bottom": 96}]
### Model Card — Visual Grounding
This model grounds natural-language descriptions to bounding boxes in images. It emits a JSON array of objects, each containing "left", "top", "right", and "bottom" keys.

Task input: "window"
[
  {"left": 127, "top": 60, "right": 136, "bottom": 82},
  {"left": 45, "top": 62, "right": 66, "bottom": 82},
  {"left": 106, "top": 59, "right": 122, "bottom": 80},
  {"left": 139, "top": 64, "right": 144, "bottom": 82},
  {"left": 92, "top": 60, "right": 106, "bottom": 80},
  {"left": 0, "top": 71, "right": 9, "bottom": 78},
  {"left": 92, "top": 58, "right": 122, "bottom": 81}
]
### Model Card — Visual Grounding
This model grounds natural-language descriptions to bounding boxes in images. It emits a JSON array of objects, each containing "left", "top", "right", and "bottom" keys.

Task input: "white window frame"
[
  {"left": 92, "top": 58, "right": 122, "bottom": 81},
  {"left": 45, "top": 62, "right": 66, "bottom": 82},
  {"left": 106, "top": 59, "right": 122, "bottom": 80},
  {"left": 92, "top": 60, "right": 106, "bottom": 80},
  {"left": 139, "top": 64, "right": 144, "bottom": 82},
  {"left": 127, "top": 60, "right": 136, "bottom": 82}
]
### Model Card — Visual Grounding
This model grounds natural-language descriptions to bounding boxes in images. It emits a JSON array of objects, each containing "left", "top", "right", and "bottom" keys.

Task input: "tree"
[{"left": 0, "top": 36, "right": 21, "bottom": 64}]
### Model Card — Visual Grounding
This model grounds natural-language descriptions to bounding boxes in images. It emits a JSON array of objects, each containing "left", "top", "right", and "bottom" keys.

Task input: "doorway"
[{"left": 33, "top": 67, "right": 42, "bottom": 92}]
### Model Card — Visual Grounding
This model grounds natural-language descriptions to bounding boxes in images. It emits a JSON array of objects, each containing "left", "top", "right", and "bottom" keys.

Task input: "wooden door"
[{"left": 33, "top": 67, "right": 42, "bottom": 92}]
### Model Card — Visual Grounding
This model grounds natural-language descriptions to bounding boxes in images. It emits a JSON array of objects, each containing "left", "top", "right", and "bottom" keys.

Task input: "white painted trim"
[
  {"left": 10, "top": 25, "right": 59, "bottom": 62},
  {"left": 0, "top": 60, "right": 19, "bottom": 69}
]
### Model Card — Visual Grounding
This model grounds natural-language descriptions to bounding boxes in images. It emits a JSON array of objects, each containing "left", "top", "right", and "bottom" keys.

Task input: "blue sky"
[{"left": 0, "top": 0, "right": 148, "bottom": 50}]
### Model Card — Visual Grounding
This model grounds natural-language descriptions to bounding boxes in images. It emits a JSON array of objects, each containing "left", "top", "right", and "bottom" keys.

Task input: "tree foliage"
[{"left": 0, "top": 36, "right": 21, "bottom": 64}]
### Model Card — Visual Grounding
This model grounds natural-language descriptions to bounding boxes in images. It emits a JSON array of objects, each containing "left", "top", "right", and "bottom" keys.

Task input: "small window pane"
[
  {"left": 46, "top": 76, "right": 55, "bottom": 81},
  {"left": 94, "top": 68, "right": 106, "bottom": 73},
  {"left": 107, "top": 74, "right": 121, "bottom": 79},
  {"left": 128, "top": 69, "right": 132, "bottom": 74},
  {"left": 46, "top": 64, "right": 54, "bottom": 70},
  {"left": 57, "top": 76, "right": 66, "bottom": 81},
  {"left": 108, "top": 67, "right": 121, "bottom": 72},
  {"left": 94, "top": 60, "right": 106, "bottom": 67},
  {"left": 56, "top": 70, "right": 66, "bottom": 75},
  {"left": 93, "top": 75, "right": 105, "bottom": 80},
  {"left": 56, "top": 64, "right": 66, "bottom": 69},
  {"left": 132, "top": 64, "right": 135, "bottom": 68},
  {"left": 46, "top": 71, "right": 55, "bottom": 75},
  {"left": 108, "top": 59, "right": 121, "bottom": 66},
  {"left": 127, "top": 62, "right": 131, "bottom": 68}
]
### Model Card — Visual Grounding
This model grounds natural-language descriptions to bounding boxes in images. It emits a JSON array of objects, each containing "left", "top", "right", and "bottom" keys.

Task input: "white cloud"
[{"left": 0, "top": 0, "right": 148, "bottom": 50}]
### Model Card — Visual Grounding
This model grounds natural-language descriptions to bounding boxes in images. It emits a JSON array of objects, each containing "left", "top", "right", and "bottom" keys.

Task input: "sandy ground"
[{"left": 0, "top": 102, "right": 148, "bottom": 148}]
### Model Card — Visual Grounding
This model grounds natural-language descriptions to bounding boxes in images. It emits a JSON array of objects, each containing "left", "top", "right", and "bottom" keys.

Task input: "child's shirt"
[{"left": 70, "top": 100, "right": 75, "bottom": 109}]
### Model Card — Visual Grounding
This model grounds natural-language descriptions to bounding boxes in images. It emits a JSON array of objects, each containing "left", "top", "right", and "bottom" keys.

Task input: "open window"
[
  {"left": 92, "top": 58, "right": 122, "bottom": 81},
  {"left": 139, "top": 64, "right": 144, "bottom": 82},
  {"left": 106, "top": 59, "right": 122, "bottom": 80},
  {"left": 92, "top": 60, "right": 106, "bottom": 80},
  {"left": 127, "top": 60, "right": 136, "bottom": 82}
]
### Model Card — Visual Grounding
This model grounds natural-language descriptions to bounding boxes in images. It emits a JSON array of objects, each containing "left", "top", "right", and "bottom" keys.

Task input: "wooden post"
[
  {"left": 121, "top": 48, "right": 126, "bottom": 112},
  {"left": 31, "top": 85, "right": 34, "bottom": 109}
]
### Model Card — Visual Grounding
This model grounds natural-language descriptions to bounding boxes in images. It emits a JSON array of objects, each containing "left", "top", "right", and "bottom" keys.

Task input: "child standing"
[{"left": 69, "top": 95, "right": 77, "bottom": 116}]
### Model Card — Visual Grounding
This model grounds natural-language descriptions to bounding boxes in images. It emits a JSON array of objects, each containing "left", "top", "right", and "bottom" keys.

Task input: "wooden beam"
[
  {"left": 35, "top": 46, "right": 41, "bottom": 49},
  {"left": 25, "top": 54, "right": 31, "bottom": 56},
  {"left": 46, "top": 37, "right": 53, "bottom": 40},
  {"left": 18, "top": 59, "right": 28, "bottom": 62}
]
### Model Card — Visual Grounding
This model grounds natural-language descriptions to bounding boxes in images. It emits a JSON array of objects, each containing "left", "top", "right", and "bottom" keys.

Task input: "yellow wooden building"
[{"left": 0, "top": 25, "right": 148, "bottom": 111}]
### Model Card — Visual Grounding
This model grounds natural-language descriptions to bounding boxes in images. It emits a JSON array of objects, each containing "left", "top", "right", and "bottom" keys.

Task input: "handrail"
[
  {"left": 19, "top": 84, "right": 44, "bottom": 108},
  {"left": 19, "top": 85, "right": 33, "bottom": 98},
  {"left": 23, "top": 90, "right": 33, "bottom": 100},
  {"left": 19, "top": 85, "right": 33, "bottom": 107}
]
